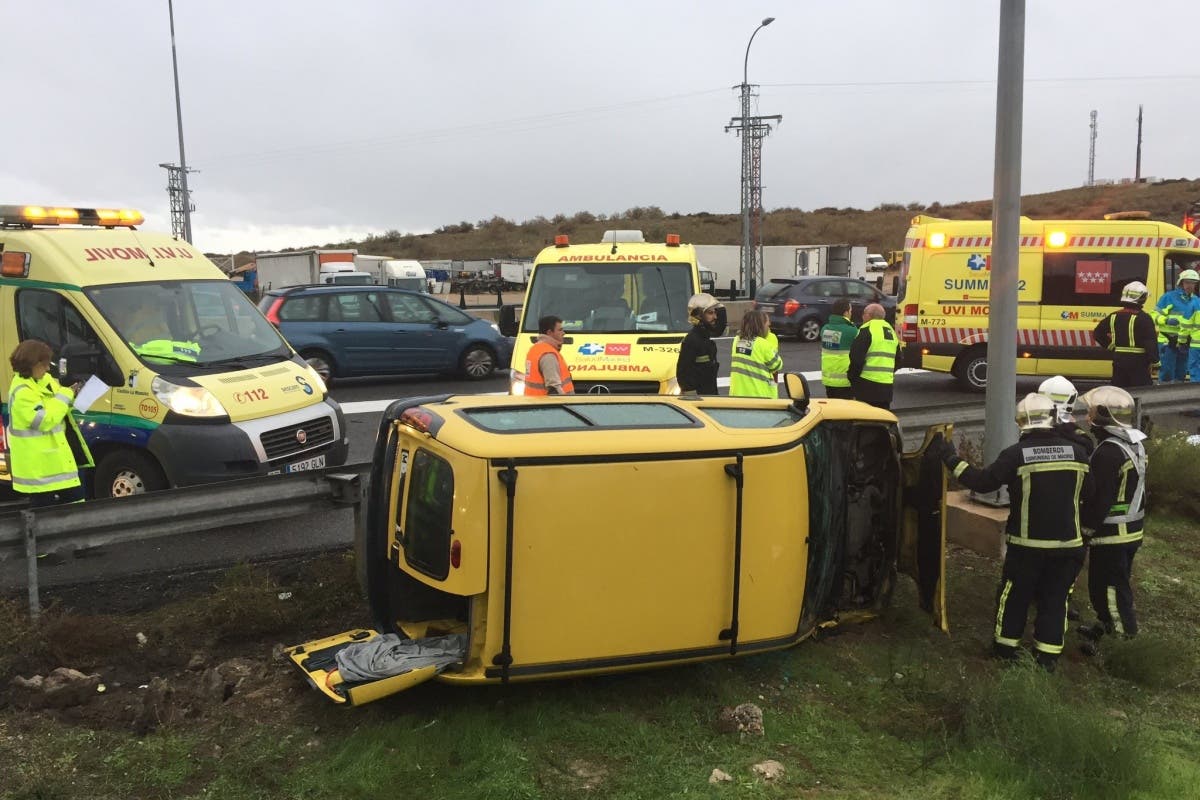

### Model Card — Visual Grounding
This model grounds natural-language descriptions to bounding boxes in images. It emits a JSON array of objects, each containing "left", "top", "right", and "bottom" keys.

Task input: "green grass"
[{"left": 3, "top": 509, "right": 1199, "bottom": 798}]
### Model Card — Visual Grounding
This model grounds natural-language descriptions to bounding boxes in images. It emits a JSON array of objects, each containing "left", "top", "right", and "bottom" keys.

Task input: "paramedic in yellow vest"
[
  {"left": 848, "top": 303, "right": 900, "bottom": 410},
  {"left": 819, "top": 298, "right": 857, "bottom": 399},
  {"left": 6, "top": 340, "right": 94, "bottom": 507},
  {"left": 1151, "top": 268, "right": 1200, "bottom": 383},
  {"left": 524, "top": 315, "right": 574, "bottom": 396},
  {"left": 729, "top": 309, "right": 783, "bottom": 398}
]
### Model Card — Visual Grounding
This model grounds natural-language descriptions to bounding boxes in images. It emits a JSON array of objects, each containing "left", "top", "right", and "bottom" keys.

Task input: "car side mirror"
[
  {"left": 498, "top": 304, "right": 520, "bottom": 337},
  {"left": 58, "top": 342, "right": 120, "bottom": 387},
  {"left": 783, "top": 372, "right": 810, "bottom": 413}
]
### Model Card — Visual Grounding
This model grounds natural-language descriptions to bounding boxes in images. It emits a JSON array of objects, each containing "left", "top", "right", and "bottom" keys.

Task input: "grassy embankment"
[{"left": 2, "top": 434, "right": 1199, "bottom": 798}]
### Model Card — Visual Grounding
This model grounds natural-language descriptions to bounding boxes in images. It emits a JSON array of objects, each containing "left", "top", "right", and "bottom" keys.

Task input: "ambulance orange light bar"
[
  {"left": 554, "top": 234, "right": 569, "bottom": 247},
  {"left": 0, "top": 204, "right": 143, "bottom": 228},
  {"left": 928, "top": 232, "right": 946, "bottom": 248},
  {"left": 666, "top": 233, "right": 680, "bottom": 246},
  {"left": 1047, "top": 231, "right": 1067, "bottom": 247}
]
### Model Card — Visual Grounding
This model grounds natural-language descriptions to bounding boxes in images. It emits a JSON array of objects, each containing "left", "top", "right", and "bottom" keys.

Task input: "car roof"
[{"left": 272, "top": 284, "right": 424, "bottom": 296}]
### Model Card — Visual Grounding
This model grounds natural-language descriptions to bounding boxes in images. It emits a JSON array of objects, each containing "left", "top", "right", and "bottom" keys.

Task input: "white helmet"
[
  {"left": 1179, "top": 268, "right": 1200, "bottom": 285},
  {"left": 1120, "top": 281, "right": 1148, "bottom": 306},
  {"left": 686, "top": 293, "right": 723, "bottom": 326},
  {"left": 1037, "top": 375, "right": 1078, "bottom": 424},
  {"left": 1081, "top": 385, "right": 1135, "bottom": 428},
  {"left": 1016, "top": 392, "right": 1057, "bottom": 432}
]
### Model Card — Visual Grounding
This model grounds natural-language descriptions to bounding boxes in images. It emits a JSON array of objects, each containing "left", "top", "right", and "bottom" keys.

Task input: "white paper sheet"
[{"left": 72, "top": 375, "right": 109, "bottom": 413}]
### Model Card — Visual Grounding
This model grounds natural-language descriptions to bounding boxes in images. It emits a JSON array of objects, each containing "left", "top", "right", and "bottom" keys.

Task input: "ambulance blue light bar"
[{"left": 0, "top": 205, "right": 144, "bottom": 228}]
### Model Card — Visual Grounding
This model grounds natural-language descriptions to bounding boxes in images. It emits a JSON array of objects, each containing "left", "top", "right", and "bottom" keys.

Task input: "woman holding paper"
[{"left": 6, "top": 340, "right": 93, "bottom": 507}]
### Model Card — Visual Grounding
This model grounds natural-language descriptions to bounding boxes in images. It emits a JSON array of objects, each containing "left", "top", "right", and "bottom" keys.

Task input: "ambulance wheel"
[
  {"left": 798, "top": 317, "right": 822, "bottom": 342},
  {"left": 95, "top": 450, "right": 167, "bottom": 498},
  {"left": 460, "top": 344, "right": 497, "bottom": 379},
  {"left": 953, "top": 347, "right": 988, "bottom": 392},
  {"left": 300, "top": 349, "right": 336, "bottom": 384}
]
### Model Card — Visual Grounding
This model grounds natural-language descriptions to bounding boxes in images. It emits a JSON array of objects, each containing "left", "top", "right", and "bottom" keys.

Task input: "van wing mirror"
[
  {"left": 498, "top": 304, "right": 520, "bottom": 337},
  {"left": 58, "top": 342, "right": 119, "bottom": 387},
  {"left": 783, "top": 372, "right": 810, "bottom": 412}
]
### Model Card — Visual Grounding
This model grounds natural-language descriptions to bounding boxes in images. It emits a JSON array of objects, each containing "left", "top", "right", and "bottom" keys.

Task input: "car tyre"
[
  {"left": 798, "top": 317, "right": 822, "bottom": 343},
  {"left": 953, "top": 347, "right": 988, "bottom": 392},
  {"left": 460, "top": 344, "right": 496, "bottom": 379},
  {"left": 94, "top": 450, "right": 167, "bottom": 498},
  {"left": 300, "top": 349, "right": 336, "bottom": 385}
]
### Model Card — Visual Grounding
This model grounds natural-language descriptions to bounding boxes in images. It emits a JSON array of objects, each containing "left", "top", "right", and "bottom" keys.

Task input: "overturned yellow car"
[{"left": 287, "top": 377, "right": 950, "bottom": 705}]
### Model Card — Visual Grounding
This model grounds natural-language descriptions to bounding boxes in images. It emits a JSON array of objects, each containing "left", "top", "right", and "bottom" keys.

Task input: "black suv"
[{"left": 753, "top": 277, "right": 896, "bottom": 342}]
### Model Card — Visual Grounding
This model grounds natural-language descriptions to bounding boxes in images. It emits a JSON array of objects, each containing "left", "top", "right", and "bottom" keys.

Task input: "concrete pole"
[{"left": 984, "top": 0, "right": 1024, "bottom": 466}]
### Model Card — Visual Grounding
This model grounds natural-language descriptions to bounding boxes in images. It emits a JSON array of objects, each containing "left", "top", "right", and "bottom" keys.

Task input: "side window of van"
[
  {"left": 1042, "top": 253, "right": 1149, "bottom": 307},
  {"left": 402, "top": 448, "right": 454, "bottom": 580},
  {"left": 16, "top": 290, "right": 105, "bottom": 356}
]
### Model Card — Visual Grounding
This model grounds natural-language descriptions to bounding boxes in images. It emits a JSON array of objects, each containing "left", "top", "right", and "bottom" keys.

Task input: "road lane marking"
[{"left": 338, "top": 368, "right": 928, "bottom": 415}]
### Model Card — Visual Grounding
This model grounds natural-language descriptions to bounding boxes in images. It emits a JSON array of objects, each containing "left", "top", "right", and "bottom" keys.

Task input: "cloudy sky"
[{"left": 6, "top": 1, "right": 1197, "bottom": 253}]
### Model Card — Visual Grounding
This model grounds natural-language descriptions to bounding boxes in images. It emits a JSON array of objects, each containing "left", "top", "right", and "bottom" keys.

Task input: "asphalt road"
[{"left": 2, "top": 337, "right": 1065, "bottom": 597}]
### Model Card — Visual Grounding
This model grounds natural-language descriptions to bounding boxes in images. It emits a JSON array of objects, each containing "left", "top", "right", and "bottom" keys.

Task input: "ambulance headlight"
[
  {"left": 151, "top": 376, "right": 228, "bottom": 418},
  {"left": 304, "top": 364, "right": 328, "bottom": 396}
]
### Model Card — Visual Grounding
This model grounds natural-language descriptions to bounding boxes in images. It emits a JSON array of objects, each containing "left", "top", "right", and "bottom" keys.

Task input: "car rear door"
[{"left": 324, "top": 290, "right": 396, "bottom": 374}]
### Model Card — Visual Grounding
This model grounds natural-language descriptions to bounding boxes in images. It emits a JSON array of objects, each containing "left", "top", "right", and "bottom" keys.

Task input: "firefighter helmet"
[
  {"left": 1120, "top": 280, "right": 1148, "bottom": 306},
  {"left": 1037, "top": 375, "right": 1078, "bottom": 423},
  {"left": 1016, "top": 393, "right": 1057, "bottom": 432},
  {"left": 1081, "top": 386, "right": 1136, "bottom": 428},
  {"left": 686, "top": 293, "right": 723, "bottom": 326},
  {"left": 1179, "top": 268, "right": 1200, "bottom": 285}
]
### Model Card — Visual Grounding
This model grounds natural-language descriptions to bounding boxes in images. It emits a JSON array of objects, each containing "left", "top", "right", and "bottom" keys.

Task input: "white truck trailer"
[{"left": 255, "top": 249, "right": 372, "bottom": 289}]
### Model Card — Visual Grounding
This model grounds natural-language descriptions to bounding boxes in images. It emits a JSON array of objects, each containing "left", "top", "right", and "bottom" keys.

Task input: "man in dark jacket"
[
  {"left": 676, "top": 293, "right": 724, "bottom": 395},
  {"left": 933, "top": 393, "right": 1094, "bottom": 672},
  {"left": 1093, "top": 281, "right": 1158, "bottom": 388}
]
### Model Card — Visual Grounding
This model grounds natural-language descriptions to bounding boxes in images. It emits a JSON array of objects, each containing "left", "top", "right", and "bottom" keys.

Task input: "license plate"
[{"left": 285, "top": 454, "right": 326, "bottom": 473}]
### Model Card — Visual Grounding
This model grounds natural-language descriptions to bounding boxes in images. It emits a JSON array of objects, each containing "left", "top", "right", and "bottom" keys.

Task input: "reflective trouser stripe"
[
  {"left": 1005, "top": 535, "right": 1084, "bottom": 548},
  {"left": 1034, "top": 638, "right": 1064, "bottom": 655},
  {"left": 994, "top": 580, "right": 1019, "bottom": 646},
  {"left": 1090, "top": 532, "right": 1143, "bottom": 545},
  {"left": 1107, "top": 587, "right": 1125, "bottom": 635},
  {"left": 9, "top": 424, "right": 64, "bottom": 437}
]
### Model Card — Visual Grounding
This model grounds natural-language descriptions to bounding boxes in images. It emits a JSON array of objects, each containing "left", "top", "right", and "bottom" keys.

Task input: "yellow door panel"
[
  {"left": 285, "top": 628, "right": 445, "bottom": 706},
  {"left": 899, "top": 425, "right": 951, "bottom": 633}
]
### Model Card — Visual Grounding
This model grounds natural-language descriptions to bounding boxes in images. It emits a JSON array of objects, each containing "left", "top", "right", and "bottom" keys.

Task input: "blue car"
[{"left": 259, "top": 285, "right": 512, "bottom": 382}]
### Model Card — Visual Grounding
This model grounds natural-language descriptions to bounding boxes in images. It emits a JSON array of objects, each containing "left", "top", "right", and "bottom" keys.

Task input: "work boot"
[
  {"left": 1035, "top": 652, "right": 1058, "bottom": 673},
  {"left": 1077, "top": 622, "right": 1106, "bottom": 641}
]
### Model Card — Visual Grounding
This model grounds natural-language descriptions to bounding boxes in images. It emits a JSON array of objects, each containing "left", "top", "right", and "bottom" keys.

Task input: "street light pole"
[
  {"left": 739, "top": 17, "right": 774, "bottom": 299},
  {"left": 167, "top": 0, "right": 193, "bottom": 243}
]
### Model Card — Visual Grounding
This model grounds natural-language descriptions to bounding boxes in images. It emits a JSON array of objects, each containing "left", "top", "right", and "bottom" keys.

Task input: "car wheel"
[
  {"left": 798, "top": 317, "right": 822, "bottom": 342},
  {"left": 94, "top": 450, "right": 167, "bottom": 498},
  {"left": 460, "top": 344, "right": 496, "bottom": 379},
  {"left": 953, "top": 347, "right": 988, "bottom": 392},
  {"left": 300, "top": 350, "right": 336, "bottom": 384}
]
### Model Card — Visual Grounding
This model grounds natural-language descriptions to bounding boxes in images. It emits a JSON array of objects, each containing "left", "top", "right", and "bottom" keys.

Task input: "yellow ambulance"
[
  {"left": 0, "top": 204, "right": 348, "bottom": 497},
  {"left": 501, "top": 231, "right": 703, "bottom": 394},
  {"left": 898, "top": 214, "right": 1200, "bottom": 390},
  {"left": 286, "top": 380, "right": 950, "bottom": 705}
]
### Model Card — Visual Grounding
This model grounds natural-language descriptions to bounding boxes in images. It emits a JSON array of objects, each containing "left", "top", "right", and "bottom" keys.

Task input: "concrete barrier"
[{"left": 946, "top": 490, "right": 1007, "bottom": 559}]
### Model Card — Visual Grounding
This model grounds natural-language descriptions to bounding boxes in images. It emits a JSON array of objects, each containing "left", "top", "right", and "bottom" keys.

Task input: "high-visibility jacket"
[
  {"left": 131, "top": 339, "right": 201, "bottom": 362},
  {"left": 819, "top": 314, "right": 857, "bottom": 387},
  {"left": 525, "top": 341, "right": 574, "bottom": 396},
  {"left": 6, "top": 374, "right": 94, "bottom": 495},
  {"left": 729, "top": 335, "right": 783, "bottom": 398},
  {"left": 945, "top": 429, "right": 1093, "bottom": 549},
  {"left": 1082, "top": 429, "right": 1146, "bottom": 545},
  {"left": 1152, "top": 289, "right": 1200, "bottom": 346},
  {"left": 855, "top": 318, "right": 899, "bottom": 385}
]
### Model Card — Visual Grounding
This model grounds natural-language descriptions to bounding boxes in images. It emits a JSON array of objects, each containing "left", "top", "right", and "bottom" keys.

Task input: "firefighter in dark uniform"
[
  {"left": 675, "top": 293, "right": 725, "bottom": 395},
  {"left": 1077, "top": 386, "right": 1146, "bottom": 655},
  {"left": 1092, "top": 281, "right": 1158, "bottom": 388},
  {"left": 933, "top": 393, "right": 1094, "bottom": 671}
]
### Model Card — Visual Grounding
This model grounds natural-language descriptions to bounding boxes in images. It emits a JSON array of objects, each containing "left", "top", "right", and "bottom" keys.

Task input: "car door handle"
[{"left": 391, "top": 330, "right": 407, "bottom": 334}]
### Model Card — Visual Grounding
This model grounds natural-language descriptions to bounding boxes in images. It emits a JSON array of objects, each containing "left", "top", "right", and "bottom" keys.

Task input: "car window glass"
[
  {"left": 279, "top": 295, "right": 324, "bottom": 322},
  {"left": 329, "top": 292, "right": 383, "bottom": 322},
  {"left": 812, "top": 281, "right": 844, "bottom": 298},
  {"left": 421, "top": 297, "right": 472, "bottom": 325},
  {"left": 387, "top": 293, "right": 438, "bottom": 323},
  {"left": 843, "top": 281, "right": 873, "bottom": 298},
  {"left": 704, "top": 407, "right": 803, "bottom": 428},
  {"left": 402, "top": 448, "right": 454, "bottom": 580},
  {"left": 1043, "top": 252, "right": 1149, "bottom": 307},
  {"left": 16, "top": 290, "right": 104, "bottom": 354}
]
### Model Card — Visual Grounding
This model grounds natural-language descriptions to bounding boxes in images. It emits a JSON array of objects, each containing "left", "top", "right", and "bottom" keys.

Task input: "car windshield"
[
  {"left": 88, "top": 280, "right": 290, "bottom": 368},
  {"left": 520, "top": 262, "right": 693, "bottom": 334}
]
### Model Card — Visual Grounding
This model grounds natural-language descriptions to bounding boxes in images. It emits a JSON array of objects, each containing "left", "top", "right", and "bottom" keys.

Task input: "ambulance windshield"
[
  {"left": 87, "top": 280, "right": 290, "bottom": 368},
  {"left": 521, "top": 262, "right": 693, "bottom": 334}
]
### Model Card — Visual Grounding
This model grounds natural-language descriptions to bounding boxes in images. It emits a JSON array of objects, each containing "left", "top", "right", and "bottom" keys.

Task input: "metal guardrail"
[{"left": 0, "top": 461, "right": 372, "bottom": 616}]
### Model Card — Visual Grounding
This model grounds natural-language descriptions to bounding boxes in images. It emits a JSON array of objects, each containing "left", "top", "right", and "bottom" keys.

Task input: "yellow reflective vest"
[
  {"left": 858, "top": 318, "right": 899, "bottom": 385},
  {"left": 6, "top": 374, "right": 94, "bottom": 494}
]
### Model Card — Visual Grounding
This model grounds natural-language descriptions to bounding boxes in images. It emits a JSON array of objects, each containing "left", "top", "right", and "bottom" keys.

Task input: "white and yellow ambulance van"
[
  {"left": 286, "top": 379, "right": 950, "bottom": 705},
  {"left": 0, "top": 204, "right": 348, "bottom": 497},
  {"left": 898, "top": 214, "right": 1200, "bottom": 390},
  {"left": 501, "top": 230, "right": 704, "bottom": 394}
]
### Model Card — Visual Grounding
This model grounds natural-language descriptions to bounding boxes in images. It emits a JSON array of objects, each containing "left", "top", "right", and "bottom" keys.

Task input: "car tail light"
[
  {"left": 783, "top": 299, "right": 802, "bottom": 316},
  {"left": 450, "top": 540, "right": 462, "bottom": 568},
  {"left": 264, "top": 297, "right": 285, "bottom": 326},
  {"left": 900, "top": 303, "right": 919, "bottom": 342}
]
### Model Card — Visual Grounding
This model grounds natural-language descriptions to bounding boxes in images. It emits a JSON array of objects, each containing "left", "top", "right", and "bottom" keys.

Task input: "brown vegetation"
[{"left": 219, "top": 178, "right": 1200, "bottom": 268}]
